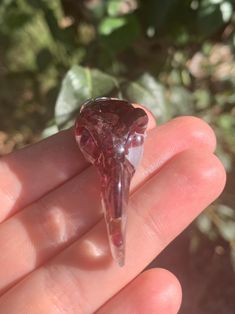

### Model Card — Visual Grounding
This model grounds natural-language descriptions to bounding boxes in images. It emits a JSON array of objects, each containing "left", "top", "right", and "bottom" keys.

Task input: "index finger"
[{"left": 0, "top": 106, "right": 156, "bottom": 222}]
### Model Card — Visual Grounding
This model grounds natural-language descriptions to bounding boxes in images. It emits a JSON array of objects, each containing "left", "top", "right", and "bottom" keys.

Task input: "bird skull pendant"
[{"left": 75, "top": 97, "right": 148, "bottom": 266}]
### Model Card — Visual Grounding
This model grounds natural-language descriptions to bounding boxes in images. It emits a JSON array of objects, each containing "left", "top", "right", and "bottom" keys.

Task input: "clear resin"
[{"left": 75, "top": 97, "right": 148, "bottom": 266}]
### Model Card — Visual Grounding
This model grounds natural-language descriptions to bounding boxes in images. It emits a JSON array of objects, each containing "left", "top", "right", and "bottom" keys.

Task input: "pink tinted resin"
[{"left": 75, "top": 97, "right": 148, "bottom": 266}]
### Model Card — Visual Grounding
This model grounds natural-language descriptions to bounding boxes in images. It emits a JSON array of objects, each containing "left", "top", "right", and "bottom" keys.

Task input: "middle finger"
[{"left": 0, "top": 117, "right": 215, "bottom": 294}]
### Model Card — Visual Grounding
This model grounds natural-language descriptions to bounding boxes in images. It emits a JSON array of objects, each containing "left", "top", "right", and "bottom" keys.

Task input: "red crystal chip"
[{"left": 75, "top": 97, "right": 148, "bottom": 266}]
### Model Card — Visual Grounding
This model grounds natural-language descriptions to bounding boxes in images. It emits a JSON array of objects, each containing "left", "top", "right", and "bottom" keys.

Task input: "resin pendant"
[{"left": 75, "top": 97, "right": 148, "bottom": 266}]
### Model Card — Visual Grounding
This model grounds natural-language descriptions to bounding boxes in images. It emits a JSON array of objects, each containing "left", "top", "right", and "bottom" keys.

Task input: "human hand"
[{"left": 0, "top": 113, "right": 225, "bottom": 313}]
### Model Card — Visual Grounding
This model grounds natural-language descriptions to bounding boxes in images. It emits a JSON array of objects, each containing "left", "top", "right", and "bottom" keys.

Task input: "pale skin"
[{"left": 0, "top": 109, "right": 226, "bottom": 313}]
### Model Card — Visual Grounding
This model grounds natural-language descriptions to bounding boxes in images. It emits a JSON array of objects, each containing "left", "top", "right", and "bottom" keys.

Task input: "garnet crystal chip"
[{"left": 75, "top": 97, "right": 148, "bottom": 266}]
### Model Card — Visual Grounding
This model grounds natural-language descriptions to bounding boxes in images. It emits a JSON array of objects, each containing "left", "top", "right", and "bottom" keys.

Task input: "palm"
[{"left": 0, "top": 113, "right": 225, "bottom": 313}]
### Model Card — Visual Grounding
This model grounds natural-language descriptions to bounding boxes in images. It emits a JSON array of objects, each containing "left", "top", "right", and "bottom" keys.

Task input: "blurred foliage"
[{"left": 0, "top": 0, "right": 235, "bottom": 267}]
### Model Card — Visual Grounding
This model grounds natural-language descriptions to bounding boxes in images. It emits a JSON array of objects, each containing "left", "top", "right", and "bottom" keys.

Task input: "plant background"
[{"left": 0, "top": 0, "right": 235, "bottom": 312}]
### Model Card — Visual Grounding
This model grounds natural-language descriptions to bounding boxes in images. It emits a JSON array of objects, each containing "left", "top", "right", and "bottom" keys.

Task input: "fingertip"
[
  {"left": 175, "top": 149, "right": 226, "bottom": 201},
  {"left": 199, "top": 152, "right": 226, "bottom": 197},
  {"left": 170, "top": 116, "right": 217, "bottom": 152},
  {"left": 135, "top": 268, "right": 182, "bottom": 314},
  {"left": 97, "top": 268, "right": 182, "bottom": 314}
]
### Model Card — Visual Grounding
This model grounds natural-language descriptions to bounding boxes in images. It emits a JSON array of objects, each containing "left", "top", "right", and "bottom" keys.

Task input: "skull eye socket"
[
  {"left": 76, "top": 127, "right": 99, "bottom": 164},
  {"left": 126, "top": 132, "right": 145, "bottom": 169}
]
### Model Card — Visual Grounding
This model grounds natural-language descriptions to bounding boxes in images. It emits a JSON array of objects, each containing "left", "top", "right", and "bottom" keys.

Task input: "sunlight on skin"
[
  {"left": 0, "top": 162, "right": 22, "bottom": 221},
  {"left": 38, "top": 204, "right": 70, "bottom": 245},
  {"left": 139, "top": 116, "right": 216, "bottom": 182},
  {"left": 0, "top": 106, "right": 156, "bottom": 224},
  {"left": 0, "top": 111, "right": 225, "bottom": 314},
  {"left": 82, "top": 239, "right": 107, "bottom": 258},
  {"left": 0, "top": 117, "right": 217, "bottom": 297},
  {"left": 97, "top": 269, "right": 182, "bottom": 314},
  {"left": 0, "top": 219, "right": 36, "bottom": 291},
  {"left": 0, "top": 149, "right": 225, "bottom": 314},
  {"left": 0, "top": 129, "right": 86, "bottom": 222},
  {"left": 76, "top": 234, "right": 112, "bottom": 268}
]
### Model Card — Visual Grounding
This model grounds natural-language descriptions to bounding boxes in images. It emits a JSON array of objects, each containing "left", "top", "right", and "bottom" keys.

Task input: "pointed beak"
[{"left": 101, "top": 161, "right": 132, "bottom": 266}]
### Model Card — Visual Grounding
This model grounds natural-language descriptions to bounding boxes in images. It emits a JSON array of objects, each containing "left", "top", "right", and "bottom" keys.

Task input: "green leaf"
[
  {"left": 216, "top": 204, "right": 235, "bottom": 219},
  {"left": 218, "top": 221, "right": 235, "bottom": 241},
  {"left": 100, "top": 14, "right": 140, "bottom": 53},
  {"left": 107, "top": 0, "right": 123, "bottom": 16},
  {"left": 220, "top": 1, "right": 233, "bottom": 23},
  {"left": 43, "top": 7, "right": 61, "bottom": 41},
  {"left": 99, "top": 17, "right": 126, "bottom": 35},
  {"left": 28, "top": 1, "right": 71, "bottom": 44},
  {"left": 139, "top": 0, "right": 179, "bottom": 30},
  {"left": 107, "top": 0, "right": 138, "bottom": 17},
  {"left": 197, "top": 1, "right": 224, "bottom": 37},
  {"left": 196, "top": 213, "right": 212, "bottom": 234},
  {"left": 217, "top": 114, "right": 235, "bottom": 130},
  {"left": 168, "top": 86, "right": 194, "bottom": 116},
  {"left": 194, "top": 89, "right": 211, "bottom": 109},
  {"left": 121, "top": 73, "right": 168, "bottom": 123},
  {"left": 83, "top": 0, "right": 106, "bottom": 20},
  {"left": 36, "top": 48, "right": 53, "bottom": 71},
  {"left": 2, "top": 11, "right": 32, "bottom": 30},
  {"left": 42, "top": 124, "right": 58, "bottom": 138},
  {"left": 55, "top": 65, "right": 118, "bottom": 129},
  {"left": 27, "top": 0, "right": 44, "bottom": 9}
]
